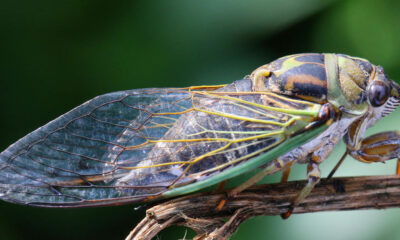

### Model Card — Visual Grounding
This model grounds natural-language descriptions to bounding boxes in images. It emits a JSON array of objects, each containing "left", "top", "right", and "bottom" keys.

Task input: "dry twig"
[{"left": 125, "top": 175, "right": 400, "bottom": 240}]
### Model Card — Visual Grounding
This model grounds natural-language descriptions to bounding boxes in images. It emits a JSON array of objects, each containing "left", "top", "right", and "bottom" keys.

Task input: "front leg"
[
  {"left": 347, "top": 131, "right": 400, "bottom": 174},
  {"left": 281, "top": 160, "right": 320, "bottom": 219},
  {"left": 281, "top": 137, "right": 337, "bottom": 218}
]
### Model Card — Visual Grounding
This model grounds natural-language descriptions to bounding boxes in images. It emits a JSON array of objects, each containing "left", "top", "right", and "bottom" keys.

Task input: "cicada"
[{"left": 1, "top": 53, "right": 399, "bottom": 218}]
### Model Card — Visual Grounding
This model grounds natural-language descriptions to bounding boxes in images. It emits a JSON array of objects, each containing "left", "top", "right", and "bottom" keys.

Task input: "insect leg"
[
  {"left": 216, "top": 180, "right": 228, "bottom": 191},
  {"left": 217, "top": 159, "right": 289, "bottom": 210},
  {"left": 229, "top": 102, "right": 336, "bottom": 206},
  {"left": 327, "top": 150, "right": 348, "bottom": 179},
  {"left": 281, "top": 160, "right": 294, "bottom": 183},
  {"left": 347, "top": 131, "right": 400, "bottom": 175},
  {"left": 282, "top": 134, "right": 335, "bottom": 219},
  {"left": 229, "top": 157, "right": 290, "bottom": 197},
  {"left": 216, "top": 180, "right": 228, "bottom": 210},
  {"left": 281, "top": 161, "right": 320, "bottom": 219}
]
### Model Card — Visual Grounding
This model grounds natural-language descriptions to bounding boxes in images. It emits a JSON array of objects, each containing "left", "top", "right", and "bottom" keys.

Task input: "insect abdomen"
[{"left": 263, "top": 53, "right": 328, "bottom": 103}]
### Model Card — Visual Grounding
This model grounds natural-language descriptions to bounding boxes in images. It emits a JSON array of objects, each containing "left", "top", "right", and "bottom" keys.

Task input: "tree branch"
[{"left": 125, "top": 175, "right": 400, "bottom": 240}]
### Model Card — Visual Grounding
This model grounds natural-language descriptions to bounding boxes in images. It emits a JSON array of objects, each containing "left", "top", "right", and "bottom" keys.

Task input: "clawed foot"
[
  {"left": 216, "top": 190, "right": 235, "bottom": 210},
  {"left": 280, "top": 204, "right": 294, "bottom": 219}
]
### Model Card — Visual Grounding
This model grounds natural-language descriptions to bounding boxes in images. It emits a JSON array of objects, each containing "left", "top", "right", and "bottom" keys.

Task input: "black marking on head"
[
  {"left": 353, "top": 59, "right": 373, "bottom": 76},
  {"left": 354, "top": 91, "right": 367, "bottom": 105}
]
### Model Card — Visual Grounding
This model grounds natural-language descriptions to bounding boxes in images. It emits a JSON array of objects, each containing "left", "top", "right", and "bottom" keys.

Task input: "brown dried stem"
[{"left": 125, "top": 175, "right": 400, "bottom": 240}]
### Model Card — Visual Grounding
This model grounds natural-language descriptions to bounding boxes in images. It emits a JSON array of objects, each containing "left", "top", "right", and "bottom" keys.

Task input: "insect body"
[{"left": 0, "top": 53, "right": 399, "bottom": 212}]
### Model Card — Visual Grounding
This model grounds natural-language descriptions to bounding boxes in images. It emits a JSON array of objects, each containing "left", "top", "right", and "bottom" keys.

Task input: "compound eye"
[{"left": 368, "top": 81, "right": 390, "bottom": 107}]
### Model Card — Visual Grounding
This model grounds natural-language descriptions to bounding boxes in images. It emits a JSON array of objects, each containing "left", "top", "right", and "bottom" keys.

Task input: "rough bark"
[{"left": 125, "top": 175, "right": 400, "bottom": 240}]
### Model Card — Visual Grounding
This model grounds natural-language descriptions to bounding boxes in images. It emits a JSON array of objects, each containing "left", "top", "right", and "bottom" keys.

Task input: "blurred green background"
[{"left": 1, "top": 0, "right": 400, "bottom": 239}]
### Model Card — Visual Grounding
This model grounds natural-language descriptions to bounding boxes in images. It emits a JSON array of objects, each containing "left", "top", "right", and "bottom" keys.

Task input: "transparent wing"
[{"left": 0, "top": 79, "right": 321, "bottom": 207}]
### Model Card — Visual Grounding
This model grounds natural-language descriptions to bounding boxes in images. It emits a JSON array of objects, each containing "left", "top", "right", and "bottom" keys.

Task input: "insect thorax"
[
  {"left": 263, "top": 53, "right": 328, "bottom": 103},
  {"left": 257, "top": 53, "right": 376, "bottom": 164},
  {"left": 259, "top": 53, "right": 373, "bottom": 112}
]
